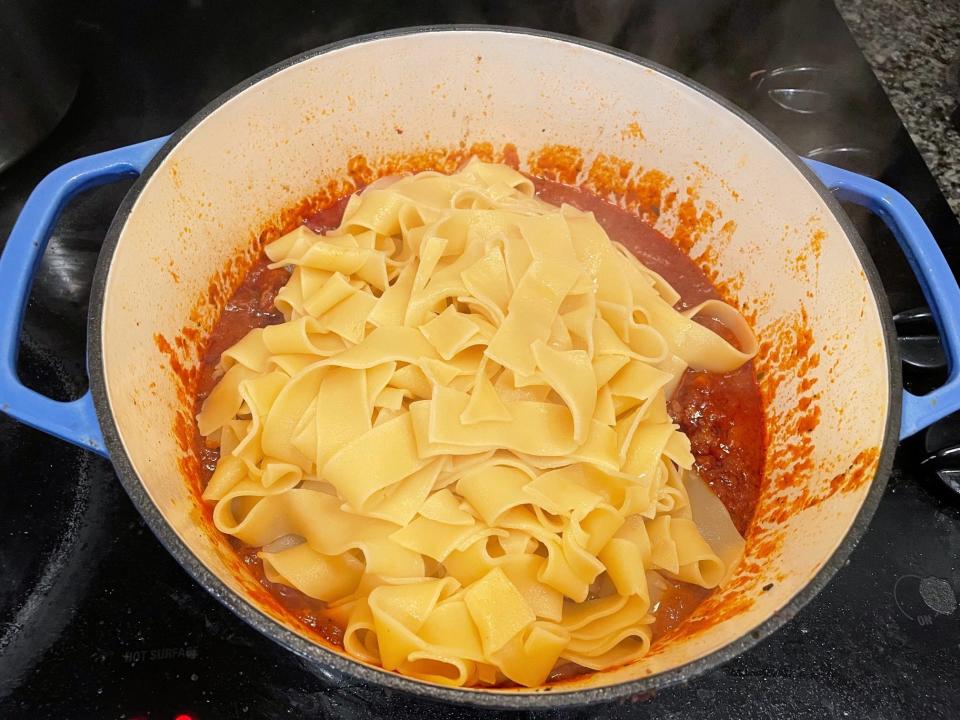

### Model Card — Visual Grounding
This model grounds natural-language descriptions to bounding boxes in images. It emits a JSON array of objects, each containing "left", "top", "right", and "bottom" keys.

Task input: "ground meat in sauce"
[
  {"left": 191, "top": 174, "right": 766, "bottom": 676},
  {"left": 668, "top": 369, "right": 763, "bottom": 535}
]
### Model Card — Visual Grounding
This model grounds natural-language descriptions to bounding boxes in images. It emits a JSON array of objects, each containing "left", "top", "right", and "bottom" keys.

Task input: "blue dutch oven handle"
[
  {"left": 806, "top": 159, "right": 960, "bottom": 440},
  {"left": 0, "top": 137, "right": 168, "bottom": 457}
]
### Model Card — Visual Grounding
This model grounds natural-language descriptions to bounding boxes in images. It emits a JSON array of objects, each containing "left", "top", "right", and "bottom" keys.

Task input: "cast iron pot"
[{"left": 2, "top": 27, "right": 960, "bottom": 709}]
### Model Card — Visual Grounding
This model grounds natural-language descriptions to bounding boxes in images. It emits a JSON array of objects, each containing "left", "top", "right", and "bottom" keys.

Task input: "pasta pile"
[{"left": 198, "top": 160, "right": 757, "bottom": 687}]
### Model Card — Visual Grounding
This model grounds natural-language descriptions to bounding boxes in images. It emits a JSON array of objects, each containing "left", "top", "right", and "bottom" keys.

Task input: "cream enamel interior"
[{"left": 99, "top": 30, "right": 890, "bottom": 695}]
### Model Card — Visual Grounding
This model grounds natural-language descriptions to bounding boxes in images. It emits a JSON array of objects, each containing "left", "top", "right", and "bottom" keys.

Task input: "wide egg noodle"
[{"left": 197, "top": 159, "right": 757, "bottom": 687}]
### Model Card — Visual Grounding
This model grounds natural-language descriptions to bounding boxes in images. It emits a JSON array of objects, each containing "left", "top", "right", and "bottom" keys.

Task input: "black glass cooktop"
[{"left": 2, "top": 1, "right": 959, "bottom": 718}]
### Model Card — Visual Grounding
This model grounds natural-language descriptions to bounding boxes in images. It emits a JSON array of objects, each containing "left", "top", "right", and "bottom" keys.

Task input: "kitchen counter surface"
[{"left": 837, "top": 0, "right": 960, "bottom": 217}]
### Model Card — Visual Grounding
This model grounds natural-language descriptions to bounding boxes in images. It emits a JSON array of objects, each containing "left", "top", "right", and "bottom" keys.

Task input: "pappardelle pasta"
[{"left": 197, "top": 160, "right": 758, "bottom": 688}]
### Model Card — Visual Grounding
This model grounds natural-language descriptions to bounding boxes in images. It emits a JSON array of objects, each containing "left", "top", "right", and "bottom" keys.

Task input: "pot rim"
[{"left": 87, "top": 24, "right": 901, "bottom": 710}]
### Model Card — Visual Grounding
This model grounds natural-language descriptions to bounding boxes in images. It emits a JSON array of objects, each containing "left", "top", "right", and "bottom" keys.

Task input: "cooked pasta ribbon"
[{"left": 197, "top": 160, "right": 755, "bottom": 688}]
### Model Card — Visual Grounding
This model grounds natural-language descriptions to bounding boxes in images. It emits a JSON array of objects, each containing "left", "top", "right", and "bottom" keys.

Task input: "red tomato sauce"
[{"left": 191, "top": 176, "right": 765, "bottom": 669}]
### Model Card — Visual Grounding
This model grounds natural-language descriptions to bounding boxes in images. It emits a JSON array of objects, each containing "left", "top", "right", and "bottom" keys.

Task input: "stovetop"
[{"left": 2, "top": 1, "right": 959, "bottom": 718}]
